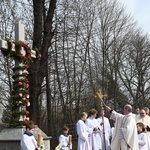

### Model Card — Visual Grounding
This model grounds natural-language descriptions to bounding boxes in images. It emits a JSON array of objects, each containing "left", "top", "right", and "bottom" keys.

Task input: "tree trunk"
[{"left": 28, "top": 0, "right": 56, "bottom": 124}]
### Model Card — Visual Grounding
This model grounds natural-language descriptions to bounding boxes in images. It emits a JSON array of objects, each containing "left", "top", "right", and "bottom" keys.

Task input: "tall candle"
[
  {"left": 37, "top": 133, "right": 41, "bottom": 147},
  {"left": 68, "top": 134, "right": 72, "bottom": 145}
]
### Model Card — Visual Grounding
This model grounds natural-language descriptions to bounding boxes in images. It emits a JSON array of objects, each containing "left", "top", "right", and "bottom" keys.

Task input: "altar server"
[
  {"left": 85, "top": 108, "right": 102, "bottom": 150},
  {"left": 21, "top": 121, "right": 38, "bottom": 150},
  {"left": 76, "top": 112, "right": 90, "bottom": 150}
]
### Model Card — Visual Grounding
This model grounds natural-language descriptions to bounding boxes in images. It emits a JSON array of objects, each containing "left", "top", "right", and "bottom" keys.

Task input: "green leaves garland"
[
  {"left": 2, "top": 41, "right": 42, "bottom": 127},
  {"left": 2, "top": 41, "right": 42, "bottom": 64}
]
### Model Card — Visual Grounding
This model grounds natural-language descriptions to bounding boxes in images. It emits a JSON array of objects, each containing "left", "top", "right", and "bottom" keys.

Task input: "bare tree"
[
  {"left": 1, "top": 1, "right": 150, "bottom": 145},
  {"left": 118, "top": 31, "right": 150, "bottom": 107}
]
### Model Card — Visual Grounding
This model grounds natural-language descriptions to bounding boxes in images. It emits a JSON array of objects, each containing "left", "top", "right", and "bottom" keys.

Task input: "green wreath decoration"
[
  {"left": 15, "top": 41, "right": 31, "bottom": 61},
  {"left": 2, "top": 40, "right": 41, "bottom": 64},
  {"left": 1, "top": 41, "right": 41, "bottom": 127}
]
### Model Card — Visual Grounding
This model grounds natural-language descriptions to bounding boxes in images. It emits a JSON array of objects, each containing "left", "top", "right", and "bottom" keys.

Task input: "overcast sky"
[{"left": 119, "top": 0, "right": 150, "bottom": 34}]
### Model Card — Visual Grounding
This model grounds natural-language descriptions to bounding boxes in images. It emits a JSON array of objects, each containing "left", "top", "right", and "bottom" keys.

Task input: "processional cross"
[
  {"left": 95, "top": 90, "right": 107, "bottom": 106},
  {"left": 95, "top": 90, "right": 107, "bottom": 150},
  {"left": 0, "top": 22, "right": 39, "bottom": 127}
]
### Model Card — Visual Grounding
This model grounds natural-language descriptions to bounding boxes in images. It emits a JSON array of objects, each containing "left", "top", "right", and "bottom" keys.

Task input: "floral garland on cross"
[
  {"left": 2, "top": 40, "right": 42, "bottom": 127},
  {"left": 2, "top": 41, "right": 42, "bottom": 62}
]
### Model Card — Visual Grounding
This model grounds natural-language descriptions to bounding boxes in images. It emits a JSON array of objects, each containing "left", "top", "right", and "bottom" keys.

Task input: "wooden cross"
[{"left": 0, "top": 22, "right": 37, "bottom": 126}]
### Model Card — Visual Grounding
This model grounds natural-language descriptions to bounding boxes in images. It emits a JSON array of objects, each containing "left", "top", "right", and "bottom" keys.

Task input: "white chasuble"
[{"left": 110, "top": 110, "right": 139, "bottom": 150}]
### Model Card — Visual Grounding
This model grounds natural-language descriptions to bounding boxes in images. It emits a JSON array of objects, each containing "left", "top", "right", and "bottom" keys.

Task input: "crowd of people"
[
  {"left": 20, "top": 104, "right": 150, "bottom": 150},
  {"left": 76, "top": 104, "right": 150, "bottom": 150}
]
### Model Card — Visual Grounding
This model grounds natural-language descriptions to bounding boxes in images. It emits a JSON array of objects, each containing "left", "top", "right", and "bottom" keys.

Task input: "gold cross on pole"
[
  {"left": 95, "top": 90, "right": 107, "bottom": 101},
  {"left": 95, "top": 90, "right": 107, "bottom": 109},
  {"left": 95, "top": 90, "right": 107, "bottom": 150}
]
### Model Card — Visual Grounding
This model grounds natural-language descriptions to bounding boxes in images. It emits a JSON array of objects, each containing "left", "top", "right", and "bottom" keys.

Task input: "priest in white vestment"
[
  {"left": 105, "top": 104, "right": 139, "bottom": 150},
  {"left": 76, "top": 112, "right": 90, "bottom": 150},
  {"left": 85, "top": 108, "right": 102, "bottom": 150},
  {"left": 97, "top": 110, "right": 112, "bottom": 150}
]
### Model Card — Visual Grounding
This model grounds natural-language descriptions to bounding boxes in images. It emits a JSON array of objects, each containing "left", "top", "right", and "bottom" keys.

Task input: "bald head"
[{"left": 124, "top": 104, "right": 132, "bottom": 115}]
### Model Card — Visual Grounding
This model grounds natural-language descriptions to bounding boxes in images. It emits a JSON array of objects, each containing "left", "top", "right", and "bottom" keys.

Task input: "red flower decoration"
[
  {"left": 25, "top": 90, "right": 29, "bottom": 94},
  {"left": 25, "top": 99, "right": 29, "bottom": 103},
  {"left": 25, "top": 78, "right": 29, "bottom": 83},
  {"left": 25, "top": 111, "right": 29, "bottom": 116},
  {"left": 27, "top": 56, "right": 31, "bottom": 60},
  {"left": 38, "top": 54, "right": 42, "bottom": 58},
  {"left": 18, "top": 82, "right": 23, "bottom": 86},
  {"left": 26, "top": 83, "right": 29, "bottom": 88},
  {"left": 10, "top": 42, "right": 14, "bottom": 46},
  {"left": 25, "top": 65, "right": 29, "bottom": 69}
]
